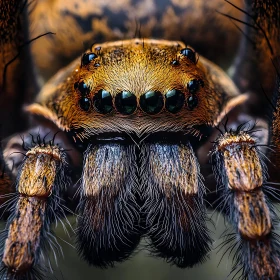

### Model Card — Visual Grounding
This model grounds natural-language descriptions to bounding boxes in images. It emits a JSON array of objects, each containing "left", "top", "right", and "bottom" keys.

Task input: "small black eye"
[
  {"left": 75, "top": 81, "right": 90, "bottom": 95},
  {"left": 180, "top": 48, "right": 196, "bottom": 63},
  {"left": 115, "top": 91, "right": 137, "bottom": 115},
  {"left": 81, "top": 52, "right": 97, "bottom": 66},
  {"left": 79, "top": 97, "right": 91, "bottom": 111},
  {"left": 187, "top": 95, "right": 198, "bottom": 110},
  {"left": 93, "top": 89, "right": 113, "bottom": 114},
  {"left": 165, "top": 89, "right": 185, "bottom": 113},
  {"left": 172, "top": 60, "right": 179, "bottom": 66},
  {"left": 140, "top": 91, "right": 164, "bottom": 115},
  {"left": 187, "top": 79, "right": 204, "bottom": 94}
]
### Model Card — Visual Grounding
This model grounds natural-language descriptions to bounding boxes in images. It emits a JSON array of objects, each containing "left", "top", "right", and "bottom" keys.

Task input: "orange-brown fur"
[
  {"left": 2, "top": 144, "right": 64, "bottom": 273},
  {"left": 0, "top": 0, "right": 279, "bottom": 278},
  {"left": 234, "top": 190, "right": 271, "bottom": 239},
  {"left": 2, "top": 196, "right": 46, "bottom": 272},
  {"left": 18, "top": 145, "right": 61, "bottom": 197},
  {"left": 216, "top": 132, "right": 270, "bottom": 239},
  {"left": 217, "top": 132, "right": 263, "bottom": 191},
  {"left": 28, "top": 0, "right": 244, "bottom": 80},
  {"left": 249, "top": 239, "right": 280, "bottom": 279},
  {"left": 27, "top": 39, "right": 246, "bottom": 139}
]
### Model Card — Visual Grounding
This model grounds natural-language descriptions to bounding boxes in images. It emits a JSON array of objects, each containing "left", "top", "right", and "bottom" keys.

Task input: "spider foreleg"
[
  {"left": 212, "top": 131, "right": 280, "bottom": 279},
  {"left": 142, "top": 140, "right": 212, "bottom": 268},
  {"left": 0, "top": 0, "right": 40, "bottom": 137},
  {"left": 0, "top": 146, "right": 14, "bottom": 207},
  {"left": 0, "top": 142, "right": 68, "bottom": 279},
  {"left": 77, "top": 142, "right": 141, "bottom": 268}
]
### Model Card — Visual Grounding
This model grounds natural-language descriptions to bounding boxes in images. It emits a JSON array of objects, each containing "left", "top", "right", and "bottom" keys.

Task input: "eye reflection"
[
  {"left": 165, "top": 89, "right": 185, "bottom": 113},
  {"left": 115, "top": 91, "right": 137, "bottom": 115},
  {"left": 93, "top": 89, "right": 113, "bottom": 114},
  {"left": 81, "top": 52, "right": 97, "bottom": 66},
  {"left": 140, "top": 90, "right": 163, "bottom": 115},
  {"left": 187, "top": 79, "right": 203, "bottom": 94},
  {"left": 187, "top": 95, "right": 198, "bottom": 110},
  {"left": 180, "top": 48, "right": 196, "bottom": 63},
  {"left": 79, "top": 97, "right": 91, "bottom": 111},
  {"left": 75, "top": 81, "right": 90, "bottom": 95}
]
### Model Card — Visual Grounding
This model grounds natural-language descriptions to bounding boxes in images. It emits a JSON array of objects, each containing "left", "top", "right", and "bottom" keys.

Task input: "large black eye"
[
  {"left": 93, "top": 89, "right": 113, "bottom": 114},
  {"left": 180, "top": 48, "right": 196, "bottom": 63},
  {"left": 140, "top": 91, "right": 163, "bottom": 115},
  {"left": 81, "top": 52, "right": 97, "bottom": 66},
  {"left": 165, "top": 89, "right": 185, "bottom": 113},
  {"left": 115, "top": 91, "right": 137, "bottom": 115},
  {"left": 187, "top": 95, "right": 198, "bottom": 110},
  {"left": 187, "top": 79, "right": 203, "bottom": 94},
  {"left": 79, "top": 97, "right": 91, "bottom": 111}
]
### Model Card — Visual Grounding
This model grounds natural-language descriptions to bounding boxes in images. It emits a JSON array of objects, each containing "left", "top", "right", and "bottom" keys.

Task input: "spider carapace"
[{"left": 0, "top": 1, "right": 280, "bottom": 280}]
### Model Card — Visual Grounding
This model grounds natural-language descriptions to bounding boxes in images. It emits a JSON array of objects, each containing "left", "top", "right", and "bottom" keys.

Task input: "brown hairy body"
[{"left": 0, "top": 0, "right": 279, "bottom": 279}]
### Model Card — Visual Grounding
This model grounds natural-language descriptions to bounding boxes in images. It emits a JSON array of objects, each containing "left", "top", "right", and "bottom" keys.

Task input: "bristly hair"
[
  {"left": 0, "top": 265, "right": 47, "bottom": 280},
  {"left": 215, "top": 189, "right": 280, "bottom": 280},
  {"left": 144, "top": 191, "right": 212, "bottom": 268},
  {"left": 76, "top": 143, "right": 142, "bottom": 268},
  {"left": 212, "top": 125, "right": 280, "bottom": 279},
  {"left": 211, "top": 121, "right": 270, "bottom": 193},
  {"left": 0, "top": 139, "right": 70, "bottom": 279},
  {"left": 141, "top": 141, "right": 212, "bottom": 268}
]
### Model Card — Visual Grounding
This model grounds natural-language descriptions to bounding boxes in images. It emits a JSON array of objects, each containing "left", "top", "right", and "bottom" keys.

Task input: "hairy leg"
[
  {"left": 141, "top": 136, "right": 211, "bottom": 268},
  {"left": 212, "top": 129, "right": 280, "bottom": 279},
  {"left": 0, "top": 139, "right": 68, "bottom": 279}
]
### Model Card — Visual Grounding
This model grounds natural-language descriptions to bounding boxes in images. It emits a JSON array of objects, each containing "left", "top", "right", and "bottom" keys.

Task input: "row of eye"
[
  {"left": 79, "top": 89, "right": 199, "bottom": 115},
  {"left": 80, "top": 47, "right": 197, "bottom": 67}
]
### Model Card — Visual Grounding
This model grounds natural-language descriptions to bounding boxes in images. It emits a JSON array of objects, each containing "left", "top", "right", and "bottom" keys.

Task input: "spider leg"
[
  {"left": 0, "top": 145, "right": 14, "bottom": 207},
  {"left": 141, "top": 138, "right": 212, "bottom": 268},
  {"left": 0, "top": 0, "right": 40, "bottom": 137},
  {"left": 211, "top": 129, "right": 280, "bottom": 279},
  {"left": 270, "top": 56, "right": 280, "bottom": 179},
  {"left": 76, "top": 142, "right": 141, "bottom": 268},
  {"left": 231, "top": 0, "right": 280, "bottom": 110},
  {"left": 0, "top": 140, "right": 68, "bottom": 279}
]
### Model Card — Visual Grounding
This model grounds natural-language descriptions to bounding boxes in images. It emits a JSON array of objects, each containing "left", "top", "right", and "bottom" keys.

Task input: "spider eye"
[
  {"left": 187, "top": 95, "right": 198, "bottom": 110},
  {"left": 165, "top": 89, "right": 185, "bottom": 113},
  {"left": 172, "top": 60, "right": 179, "bottom": 66},
  {"left": 93, "top": 89, "right": 113, "bottom": 114},
  {"left": 180, "top": 48, "right": 196, "bottom": 63},
  {"left": 140, "top": 91, "right": 164, "bottom": 114},
  {"left": 75, "top": 81, "right": 90, "bottom": 95},
  {"left": 187, "top": 79, "right": 204, "bottom": 94},
  {"left": 81, "top": 52, "right": 97, "bottom": 66},
  {"left": 79, "top": 97, "right": 91, "bottom": 111},
  {"left": 115, "top": 91, "right": 137, "bottom": 115}
]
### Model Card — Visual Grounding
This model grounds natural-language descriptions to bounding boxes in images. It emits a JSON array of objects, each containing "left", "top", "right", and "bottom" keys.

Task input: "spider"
[{"left": 0, "top": 0, "right": 279, "bottom": 279}]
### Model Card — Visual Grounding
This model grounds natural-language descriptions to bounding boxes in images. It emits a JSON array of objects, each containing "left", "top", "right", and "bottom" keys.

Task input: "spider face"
[
  {"left": 27, "top": 39, "right": 245, "bottom": 140},
  {"left": 0, "top": 1, "right": 280, "bottom": 280}
]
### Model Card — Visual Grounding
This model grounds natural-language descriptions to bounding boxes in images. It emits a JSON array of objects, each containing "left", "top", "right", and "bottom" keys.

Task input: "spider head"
[{"left": 27, "top": 39, "right": 246, "bottom": 141}]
